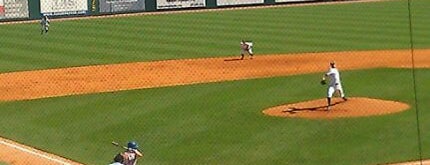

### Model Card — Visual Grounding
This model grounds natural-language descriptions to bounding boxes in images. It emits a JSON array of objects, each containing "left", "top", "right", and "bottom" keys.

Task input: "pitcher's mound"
[{"left": 263, "top": 97, "right": 409, "bottom": 119}]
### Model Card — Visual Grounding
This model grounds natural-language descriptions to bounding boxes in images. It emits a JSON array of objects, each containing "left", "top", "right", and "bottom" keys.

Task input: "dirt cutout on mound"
[{"left": 263, "top": 97, "right": 410, "bottom": 119}]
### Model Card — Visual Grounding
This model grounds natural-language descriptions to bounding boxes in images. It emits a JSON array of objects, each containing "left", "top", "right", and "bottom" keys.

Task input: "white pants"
[
  {"left": 241, "top": 48, "right": 253, "bottom": 55},
  {"left": 327, "top": 83, "right": 345, "bottom": 98},
  {"left": 248, "top": 47, "right": 253, "bottom": 54},
  {"left": 42, "top": 24, "right": 49, "bottom": 31},
  {"left": 241, "top": 42, "right": 253, "bottom": 55}
]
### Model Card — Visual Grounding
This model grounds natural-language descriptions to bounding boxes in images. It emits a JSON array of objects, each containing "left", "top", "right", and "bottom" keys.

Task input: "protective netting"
[
  {"left": 0, "top": 0, "right": 28, "bottom": 19},
  {"left": 40, "top": 0, "right": 88, "bottom": 16},
  {"left": 0, "top": 0, "right": 428, "bottom": 165}
]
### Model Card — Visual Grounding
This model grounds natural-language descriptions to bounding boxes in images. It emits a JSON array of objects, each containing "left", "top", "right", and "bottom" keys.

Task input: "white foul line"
[{"left": 0, "top": 139, "right": 72, "bottom": 165}]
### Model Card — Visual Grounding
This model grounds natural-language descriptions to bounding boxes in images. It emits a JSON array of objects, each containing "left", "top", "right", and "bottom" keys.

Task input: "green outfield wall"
[{"left": 28, "top": 0, "right": 40, "bottom": 19}]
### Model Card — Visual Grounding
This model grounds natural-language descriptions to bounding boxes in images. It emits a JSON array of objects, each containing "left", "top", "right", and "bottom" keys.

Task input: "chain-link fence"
[{"left": 0, "top": 0, "right": 428, "bottom": 164}]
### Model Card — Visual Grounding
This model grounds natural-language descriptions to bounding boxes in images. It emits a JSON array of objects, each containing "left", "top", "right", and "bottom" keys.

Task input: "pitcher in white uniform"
[{"left": 322, "top": 61, "right": 347, "bottom": 111}]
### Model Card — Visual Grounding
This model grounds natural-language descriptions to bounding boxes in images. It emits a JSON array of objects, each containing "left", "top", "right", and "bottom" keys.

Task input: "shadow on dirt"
[
  {"left": 282, "top": 100, "right": 347, "bottom": 113},
  {"left": 224, "top": 58, "right": 243, "bottom": 61}
]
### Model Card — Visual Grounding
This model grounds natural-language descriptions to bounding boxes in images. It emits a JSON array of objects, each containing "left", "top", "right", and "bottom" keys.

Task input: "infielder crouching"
[
  {"left": 40, "top": 15, "right": 50, "bottom": 34},
  {"left": 322, "top": 61, "right": 347, "bottom": 111},
  {"left": 240, "top": 40, "right": 254, "bottom": 60}
]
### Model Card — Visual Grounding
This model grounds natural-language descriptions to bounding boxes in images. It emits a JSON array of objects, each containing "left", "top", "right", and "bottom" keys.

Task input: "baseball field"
[{"left": 0, "top": 0, "right": 429, "bottom": 164}]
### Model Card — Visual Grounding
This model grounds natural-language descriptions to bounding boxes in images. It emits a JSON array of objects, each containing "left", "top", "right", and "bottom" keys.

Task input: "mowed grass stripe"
[{"left": 411, "top": 0, "right": 430, "bottom": 47}]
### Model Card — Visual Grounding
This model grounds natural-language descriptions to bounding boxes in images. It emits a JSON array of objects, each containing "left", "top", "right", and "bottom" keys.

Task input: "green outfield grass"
[
  {"left": 416, "top": 68, "right": 430, "bottom": 162},
  {"left": 0, "top": 162, "right": 8, "bottom": 165},
  {"left": 0, "top": 69, "right": 428, "bottom": 164},
  {"left": 0, "top": 0, "right": 429, "bottom": 164},
  {"left": 0, "top": 0, "right": 428, "bottom": 73}
]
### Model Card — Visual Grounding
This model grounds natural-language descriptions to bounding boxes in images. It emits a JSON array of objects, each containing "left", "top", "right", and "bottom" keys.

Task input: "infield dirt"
[
  {"left": 1, "top": 49, "right": 429, "bottom": 102},
  {"left": 263, "top": 97, "right": 410, "bottom": 119}
]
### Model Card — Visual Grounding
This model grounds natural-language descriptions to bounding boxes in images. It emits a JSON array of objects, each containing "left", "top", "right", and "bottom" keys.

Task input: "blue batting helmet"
[{"left": 127, "top": 141, "right": 138, "bottom": 149}]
